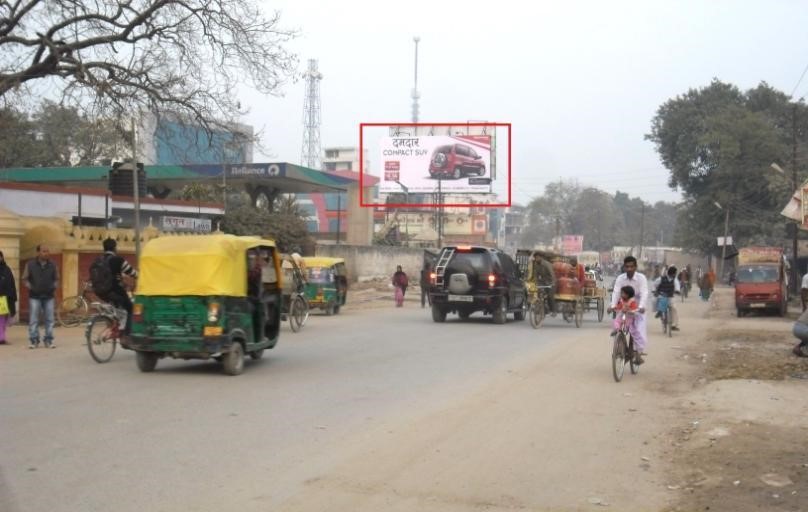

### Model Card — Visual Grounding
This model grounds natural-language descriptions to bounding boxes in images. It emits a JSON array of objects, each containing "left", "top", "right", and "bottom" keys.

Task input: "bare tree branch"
[{"left": 0, "top": 0, "right": 296, "bottom": 141}]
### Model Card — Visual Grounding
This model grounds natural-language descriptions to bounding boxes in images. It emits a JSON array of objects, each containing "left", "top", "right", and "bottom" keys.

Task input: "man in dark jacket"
[
  {"left": 99, "top": 239, "right": 138, "bottom": 336},
  {"left": 0, "top": 250, "right": 18, "bottom": 344},
  {"left": 420, "top": 262, "right": 432, "bottom": 308},
  {"left": 22, "top": 244, "right": 59, "bottom": 348}
]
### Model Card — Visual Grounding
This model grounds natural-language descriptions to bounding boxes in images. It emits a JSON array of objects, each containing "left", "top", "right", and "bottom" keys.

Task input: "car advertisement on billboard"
[{"left": 379, "top": 135, "right": 492, "bottom": 194}]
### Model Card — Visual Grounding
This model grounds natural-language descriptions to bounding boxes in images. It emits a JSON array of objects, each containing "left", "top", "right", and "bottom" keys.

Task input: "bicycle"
[
  {"left": 656, "top": 294, "right": 674, "bottom": 338},
  {"left": 288, "top": 291, "right": 310, "bottom": 332},
  {"left": 528, "top": 285, "right": 553, "bottom": 329},
  {"left": 611, "top": 309, "right": 641, "bottom": 382},
  {"left": 57, "top": 281, "right": 95, "bottom": 327},
  {"left": 85, "top": 302, "right": 128, "bottom": 363}
]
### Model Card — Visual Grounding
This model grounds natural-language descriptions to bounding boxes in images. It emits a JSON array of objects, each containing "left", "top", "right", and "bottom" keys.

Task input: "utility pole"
[
  {"left": 638, "top": 204, "right": 646, "bottom": 262},
  {"left": 719, "top": 208, "right": 730, "bottom": 280},
  {"left": 792, "top": 103, "right": 799, "bottom": 295}
]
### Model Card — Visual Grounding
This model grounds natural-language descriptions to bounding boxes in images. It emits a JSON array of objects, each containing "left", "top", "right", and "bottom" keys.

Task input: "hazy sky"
[{"left": 240, "top": 0, "right": 808, "bottom": 206}]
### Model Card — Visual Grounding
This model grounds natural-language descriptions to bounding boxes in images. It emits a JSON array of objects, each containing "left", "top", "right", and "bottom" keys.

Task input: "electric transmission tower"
[{"left": 300, "top": 59, "right": 323, "bottom": 169}]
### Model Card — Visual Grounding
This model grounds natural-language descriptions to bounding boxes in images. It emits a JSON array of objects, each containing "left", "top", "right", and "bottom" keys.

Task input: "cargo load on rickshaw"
[{"left": 515, "top": 249, "right": 585, "bottom": 328}]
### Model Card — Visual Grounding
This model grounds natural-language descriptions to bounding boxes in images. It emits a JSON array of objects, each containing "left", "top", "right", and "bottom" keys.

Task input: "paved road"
[{"left": 1, "top": 302, "right": 613, "bottom": 512}]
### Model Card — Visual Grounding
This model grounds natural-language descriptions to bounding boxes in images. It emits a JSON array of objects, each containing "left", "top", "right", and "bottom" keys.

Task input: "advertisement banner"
[
  {"left": 561, "top": 235, "right": 584, "bottom": 255},
  {"left": 379, "top": 135, "right": 492, "bottom": 194},
  {"left": 161, "top": 216, "right": 212, "bottom": 233}
]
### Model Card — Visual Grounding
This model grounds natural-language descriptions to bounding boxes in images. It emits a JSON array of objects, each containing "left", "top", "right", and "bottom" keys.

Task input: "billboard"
[
  {"left": 561, "top": 235, "right": 584, "bottom": 255},
  {"left": 379, "top": 135, "right": 492, "bottom": 194}
]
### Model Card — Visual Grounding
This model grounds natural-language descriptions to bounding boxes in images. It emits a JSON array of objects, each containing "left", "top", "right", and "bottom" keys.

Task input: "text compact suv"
[
  {"left": 429, "top": 246, "right": 526, "bottom": 324},
  {"left": 428, "top": 143, "right": 486, "bottom": 179}
]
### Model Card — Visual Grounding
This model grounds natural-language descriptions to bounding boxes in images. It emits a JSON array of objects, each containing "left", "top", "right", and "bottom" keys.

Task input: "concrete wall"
[{"left": 315, "top": 244, "right": 425, "bottom": 282}]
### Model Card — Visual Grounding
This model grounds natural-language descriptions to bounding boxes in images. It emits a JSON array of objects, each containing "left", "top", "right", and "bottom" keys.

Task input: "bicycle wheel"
[
  {"left": 574, "top": 299, "right": 583, "bottom": 328},
  {"left": 86, "top": 315, "right": 117, "bottom": 363},
  {"left": 290, "top": 295, "right": 307, "bottom": 333},
  {"left": 612, "top": 333, "right": 627, "bottom": 382},
  {"left": 58, "top": 296, "right": 88, "bottom": 327},
  {"left": 629, "top": 338, "right": 640, "bottom": 375},
  {"left": 597, "top": 298, "right": 605, "bottom": 322},
  {"left": 529, "top": 300, "right": 545, "bottom": 329}
]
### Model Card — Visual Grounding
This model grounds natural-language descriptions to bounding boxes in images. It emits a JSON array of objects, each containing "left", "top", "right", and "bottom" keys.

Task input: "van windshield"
[{"left": 737, "top": 266, "right": 779, "bottom": 283}]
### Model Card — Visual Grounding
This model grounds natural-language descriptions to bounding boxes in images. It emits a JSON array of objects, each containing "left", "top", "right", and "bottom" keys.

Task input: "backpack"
[{"left": 90, "top": 255, "right": 114, "bottom": 297}]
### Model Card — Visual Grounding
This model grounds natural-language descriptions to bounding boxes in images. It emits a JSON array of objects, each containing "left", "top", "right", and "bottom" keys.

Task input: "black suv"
[{"left": 429, "top": 246, "right": 527, "bottom": 324}]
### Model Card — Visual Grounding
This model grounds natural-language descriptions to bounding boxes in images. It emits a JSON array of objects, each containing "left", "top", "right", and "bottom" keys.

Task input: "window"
[
  {"left": 737, "top": 266, "right": 779, "bottom": 283},
  {"left": 455, "top": 145, "right": 469, "bottom": 157},
  {"left": 324, "top": 162, "right": 337, "bottom": 171}
]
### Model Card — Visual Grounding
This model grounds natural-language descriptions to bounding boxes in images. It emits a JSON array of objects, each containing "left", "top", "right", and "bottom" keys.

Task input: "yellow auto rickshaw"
[
  {"left": 302, "top": 257, "right": 348, "bottom": 315},
  {"left": 130, "top": 234, "right": 282, "bottom": 375}
]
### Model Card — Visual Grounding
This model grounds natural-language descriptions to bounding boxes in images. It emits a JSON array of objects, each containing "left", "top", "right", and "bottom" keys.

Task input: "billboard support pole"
[{"left": 437, "top": 178, "right": 443, "bottom": 248}]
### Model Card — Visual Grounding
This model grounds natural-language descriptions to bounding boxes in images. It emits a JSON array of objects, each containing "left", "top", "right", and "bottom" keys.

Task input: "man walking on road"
[
  {"left": 610, "top": 256, "right": 649, "bottom": 362},
  {"left": 420, "top": 262, "right": 432, "bottom": 308},
  {"left": 22, "top": 244, "right": 59, "bottom": 349}
]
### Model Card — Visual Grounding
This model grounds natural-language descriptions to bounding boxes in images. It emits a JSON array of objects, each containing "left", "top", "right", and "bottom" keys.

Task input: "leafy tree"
[
  {"left": 519, "top": 180, "right": 679, "bottom": 252},
  {"left": 220, "top": 205, "right": 311, "bottom": 252},
  {"left": 647, "top": 79, "right": 800, "bottom": 253}
]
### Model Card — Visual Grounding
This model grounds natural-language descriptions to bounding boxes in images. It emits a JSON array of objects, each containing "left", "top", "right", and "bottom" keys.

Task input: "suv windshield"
[{"left": 737, "top": 266, "right": 779, "bottom": 283}]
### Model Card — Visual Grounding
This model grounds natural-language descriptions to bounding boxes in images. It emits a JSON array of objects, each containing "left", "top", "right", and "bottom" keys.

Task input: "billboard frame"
[{"left": 359, "top": 122, "right": 511, "bottom": 208}]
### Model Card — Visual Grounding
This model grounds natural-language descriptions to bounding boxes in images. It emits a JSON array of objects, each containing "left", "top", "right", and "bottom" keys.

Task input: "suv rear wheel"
[
  {"left": 493, "top": 298, "right": 507, "bottom": 324},
  {"left": 432, "top": 304, "right": 447, "bottom": 323}
]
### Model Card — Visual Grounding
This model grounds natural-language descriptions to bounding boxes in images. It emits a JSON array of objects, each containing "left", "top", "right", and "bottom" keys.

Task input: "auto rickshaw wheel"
[
  {"left": 325, "top": 301, "right": 336, "bottom": 316},
  {"left": 249, "top": 348, "right": 265, "bottom": 360},
  {"left": 135, "top": 351, "right": 159, "bottom": 372},
  {"left": 223, "top": 342, "right": 245, "bottom": 376}
]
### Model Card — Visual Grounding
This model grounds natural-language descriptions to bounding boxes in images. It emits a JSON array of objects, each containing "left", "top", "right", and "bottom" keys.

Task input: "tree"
[
  {"left": 519, "top": 180, "right": 582, "bottom": 247},
  {"left": 0, "top": 100, "right": 128, "bottom": 167},
  {"left": 647, "top": 80, "right": 801, "bottom": 252},
  {"left": 0, "top": 1, "right": 296, "bottom": 137},
  {"left": 220, "top": 205, "right": 311, "bottom": 252}
]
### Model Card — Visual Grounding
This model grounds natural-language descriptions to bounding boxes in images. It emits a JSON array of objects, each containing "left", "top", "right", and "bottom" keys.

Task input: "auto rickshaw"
[
  {"left": 302, "top": 257, "right": 348, "bottom": 315},
  {"left": 130, "top": 234, "right": 282, "bottom": 376}
]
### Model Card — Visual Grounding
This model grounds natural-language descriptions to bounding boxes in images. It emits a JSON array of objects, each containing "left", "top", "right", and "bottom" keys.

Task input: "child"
[{"left": 611, "top": 285, "right": 639, "bottom": 336}]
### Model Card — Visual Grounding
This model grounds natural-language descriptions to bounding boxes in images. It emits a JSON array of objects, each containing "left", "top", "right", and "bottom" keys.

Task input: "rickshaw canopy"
[
  {"left": 302, "top": 257, "right": 345, "bottom": 269},
  {"left": 138, "top": 234, "right": 277, "bottom": 297}
]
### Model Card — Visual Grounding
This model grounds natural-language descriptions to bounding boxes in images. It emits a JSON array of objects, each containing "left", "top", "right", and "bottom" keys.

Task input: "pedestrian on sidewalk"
[
  {"left": 801, "top": 272, "right": 808, "bottom": 312},
  {"left": 22, "top": 244, "right": 59, "bottom": 349},
  {"left": 420, "top": 262, "right": 432, "bottom": 308},
  {"left": 392, "top": 265, "right": 408, "bottom": 307},
  {"left": 0, "top": 250, "right": 18, "bottom": 345}
]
